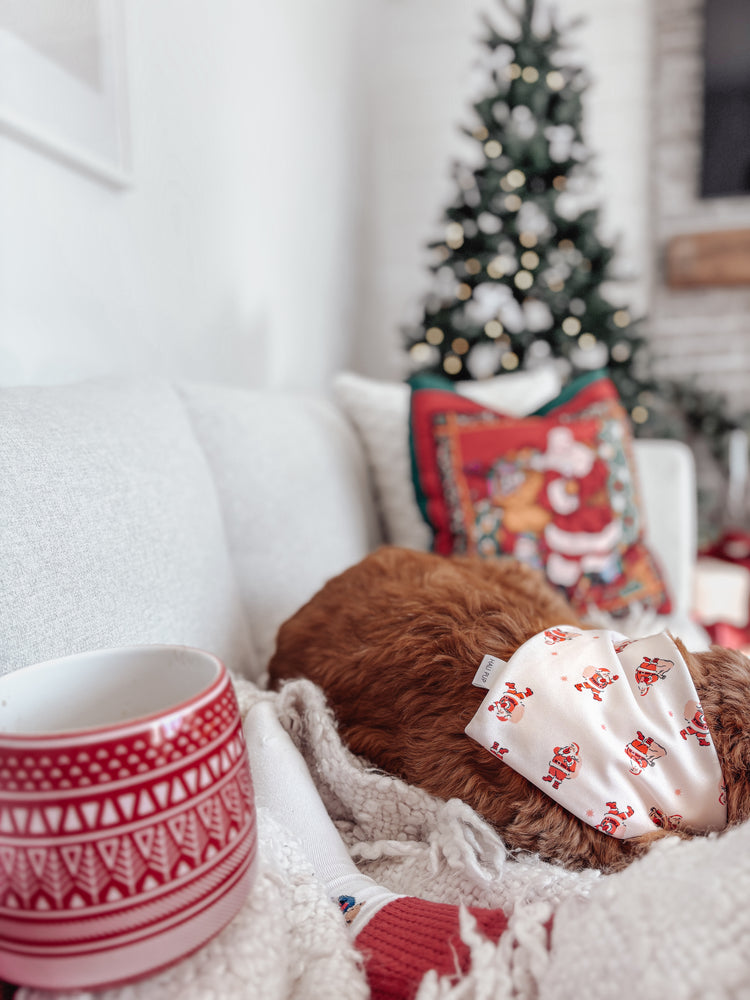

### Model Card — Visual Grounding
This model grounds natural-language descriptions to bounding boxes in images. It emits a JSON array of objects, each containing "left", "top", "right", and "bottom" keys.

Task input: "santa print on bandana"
[
  {"left": 465, "top": 626, "right": 728, "bottom": 840},
  {"left": 634, "top": 656, "right": 674, "bottom": 696},
  {"left": 542, "top": 743, "right": 582, "bottom": 790},
  {"left": 544, "top": 628, "right": 576, "bottom": 645},
  {"left": 624, "top": 731, "right": 667, "bottom": 776},
  {"left": 487, "top": 681, "right": 533, "bottom": 723},
  {"left": 575, "top": 664, "right": 619, "bottom": 702},
  {"left": 595, "top": 801, "right": 634, "bottom": 837},
  {"left": 681, "top": 701, "right": 712, "bottom": 747}
]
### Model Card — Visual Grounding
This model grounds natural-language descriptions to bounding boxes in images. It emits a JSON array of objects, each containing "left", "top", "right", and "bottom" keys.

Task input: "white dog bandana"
[{"left": 465, "top": 626, "right": 727, "bottom": 839}]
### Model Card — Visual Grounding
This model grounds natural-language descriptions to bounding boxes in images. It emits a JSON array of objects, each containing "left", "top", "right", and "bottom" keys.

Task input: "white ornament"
[
  {"left": 478, "top": 212, "right": 503, "bottom": 235},
  {"left": 523, "top": 298, "right": 554, "bottom": 332},
  {"left": 466, "top": 282, "right": 512, "bottom": 325},
  {"left": 466, "top": 341, "right": 505, "bottom": 379}
]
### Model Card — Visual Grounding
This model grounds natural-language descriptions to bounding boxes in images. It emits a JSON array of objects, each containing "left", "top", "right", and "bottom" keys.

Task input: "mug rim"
[{"left": 0, "top": 643, "right": 226, "bottom": 745}]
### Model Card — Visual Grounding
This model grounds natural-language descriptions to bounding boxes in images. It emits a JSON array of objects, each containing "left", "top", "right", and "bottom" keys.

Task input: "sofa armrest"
[{"left": 632, "top": 438, "right": 697, "bottom": 619}]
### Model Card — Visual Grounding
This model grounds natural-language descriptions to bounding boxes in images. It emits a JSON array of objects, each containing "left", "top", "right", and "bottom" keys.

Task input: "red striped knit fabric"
[{"left": 354, "top": 896, "right": 511, "bottom": 1000}]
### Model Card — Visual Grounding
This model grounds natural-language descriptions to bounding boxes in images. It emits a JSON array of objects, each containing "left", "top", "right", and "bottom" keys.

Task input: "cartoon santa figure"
[
  {"left": 488, "top": 681, "right": 533, "bottom": 723},
  {"left": 681, "top": 700, "right": 711, "bottom": 747},
  {"left": 533, "top": 426, "right": 623, "bottom": 590},
  {"left": 575, "top": 664, "right": 619, "bottom": 702},
  {"left": 544, "top": 627, "right": 578, "bottom": 645},
  {"left": 596, "top": 801, "right": 634, "bottom": 837},
  {"left": 624, "top": 731, "right": 667, "bottom": 775},
  {"left": 542, "top": 742, "right": 581, "bottom": 789},
  {"left": 634, "top": 656, "right": 674, "bottom": 696},
  {"left": 649, "top": 807, "right": 682, "bottom": 831}
]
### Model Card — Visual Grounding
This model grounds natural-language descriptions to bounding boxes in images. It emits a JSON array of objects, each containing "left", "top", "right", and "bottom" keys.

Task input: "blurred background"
[{"left": 1, "top": 0, "right": 749, "bottom": 409}]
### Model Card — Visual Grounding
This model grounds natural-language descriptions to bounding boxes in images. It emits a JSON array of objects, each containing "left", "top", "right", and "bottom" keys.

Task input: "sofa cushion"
[
  {"left": 410, "top": 372, "right": 672, "bottom": 619},
  {"left": 0, "top": 378, "right": 255, "bottom": 677},
  {"left": 177, "top": 383, "right": 380, "bottom": 675},
  {"left": 334, "top": 367, "right": 561, "bottom": 551}
]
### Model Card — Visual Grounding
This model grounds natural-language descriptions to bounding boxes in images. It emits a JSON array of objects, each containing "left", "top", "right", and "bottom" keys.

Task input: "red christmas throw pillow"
[{"left": 409, "top": 373, "right": 671, "bottom": 618}]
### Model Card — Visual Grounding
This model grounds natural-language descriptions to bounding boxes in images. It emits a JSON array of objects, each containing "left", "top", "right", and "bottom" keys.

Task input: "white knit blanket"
[{"left": 19, "top": 678, "right": 750, "bottom": 1000}]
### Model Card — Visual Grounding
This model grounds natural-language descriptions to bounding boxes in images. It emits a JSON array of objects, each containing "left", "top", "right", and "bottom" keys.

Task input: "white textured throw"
[
  {"left": 18, "top": 677, "right": 750, "bottom": 999},
  {"left": 466, "top": 627, "right": 727, "bottom": 839}
]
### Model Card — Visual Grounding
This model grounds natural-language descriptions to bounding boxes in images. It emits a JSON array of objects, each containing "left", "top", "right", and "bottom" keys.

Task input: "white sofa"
[
  {"left": 1, "top": 374, "right": 720, "bottom": 999},
  {"left": 0, "top": 375, "right": 707, "bottom": 688}
]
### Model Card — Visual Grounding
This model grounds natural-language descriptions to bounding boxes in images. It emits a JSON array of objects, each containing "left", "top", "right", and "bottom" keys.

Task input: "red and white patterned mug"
[{"left": 0, "top": 645, "right": 257, "bottom": 991}]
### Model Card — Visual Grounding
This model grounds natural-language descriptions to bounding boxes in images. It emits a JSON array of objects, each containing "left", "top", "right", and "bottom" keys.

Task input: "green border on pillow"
[
  {"left": 408, "top": 368, "right": 609, "bottom": 415},
  {"left": 408, "top": 368, "right": 613, "bottom": 532},
  {"left": 532, "top": 369, "right": 607, "bottom": 416},
  {"left": 407, "top": 371, "right": 458, "bottom": 392}
]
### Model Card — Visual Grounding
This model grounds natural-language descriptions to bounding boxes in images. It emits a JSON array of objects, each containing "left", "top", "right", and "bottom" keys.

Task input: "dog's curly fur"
[{"left": 268, "top": 546, "right": 750, "bottom": 872}]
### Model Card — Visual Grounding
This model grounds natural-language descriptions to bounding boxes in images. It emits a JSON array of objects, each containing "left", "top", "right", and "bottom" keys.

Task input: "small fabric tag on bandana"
[
  {"left": 465, "top": 626, "right": 727, "bottom": 839},
  {"left": 472, "top": 654, "right": 507, "bottom": 690}
]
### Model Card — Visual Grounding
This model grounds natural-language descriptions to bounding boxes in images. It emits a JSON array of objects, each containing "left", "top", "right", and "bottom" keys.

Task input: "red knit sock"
[{"left": 354, "top": 896, "right": 516, "bottom": 1000}]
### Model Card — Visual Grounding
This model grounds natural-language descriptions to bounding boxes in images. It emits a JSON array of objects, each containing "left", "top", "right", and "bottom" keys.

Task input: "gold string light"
[
  {"left": 519, "top": 231, "right": 538, "bottom": 248},
  {"left": 631, "top": 405, "right": 649, "bottom": 424},
  {"left": 505, "top": 194, "right": 522, "bottom": 211},
  {"left": 520, "top": 250, "right": 540, "bottom": 269},
  {"left": 501, "top": 351, "right": 520, "bottom": 370},
  {"left": 546, "top": 70, "right": 565, "bottom": 91},
  {"left": 425, "top": 326, "right": 444, "bottom": 345},
  {"left": 507, "top": 63, "right": 521, "bottom": 79},
  {"left": 562, "top": 316, "right": 581, "bottom": 336},
  {"left": 446, "top": 222, "right": 464, "bottom": 249},
  {"left": 487, "top": 256, "right": 509, "bottom": 278},
  {"left": 484, "top": 140, "right": 503, "bottom": 159},
  {"left": 465, "top": 258, "right": 482, "bottom": 275},
  {"left": 474, "top": 126, "right": 489, "bottom": 141},
  {"left": 521, "top": 66, "right": 539, "bottom": 83},
  {"left": 410, "top": 343, "right": 432, "bottom": 363},
  {"left": 452, "top": 337, "right": 470, "bottom": 355},
  {"left": 611, "top": 342, "right": 631, "bottom": 362},
  {"left": 444, "top": 355, "right": 463, "bottom": 375},
  {"left": 514, "top": 270, "right": 533, "bottom": 290},
  {"left": 578, "top": 332, "right": 597, "bottom": 350},
  {"left": 484, "top": 320, "right": 504, "bottom": 338},
  {"left": 456, "top": 283, "right": 472, "bottom": 300},
  {"left": 613, "top": 309, "right": 630, "bottom": 327}
]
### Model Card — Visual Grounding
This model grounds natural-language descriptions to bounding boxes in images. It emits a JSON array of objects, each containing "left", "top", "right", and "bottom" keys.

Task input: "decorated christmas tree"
[{"left": 402, "top": 0, "right": 652, "bottom": 427}]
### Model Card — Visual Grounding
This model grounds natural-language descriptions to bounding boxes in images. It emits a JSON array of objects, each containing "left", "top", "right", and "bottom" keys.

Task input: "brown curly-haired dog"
[{"left": 268, "top": 546, "right": 750, "bottom": 872}]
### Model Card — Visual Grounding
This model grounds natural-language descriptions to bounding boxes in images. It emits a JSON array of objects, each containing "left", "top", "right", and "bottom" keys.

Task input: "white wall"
[
  {"left": 354, "top": 0, "right": 653, "bottom": 380},
  {"left": 0, "top": 0, "right": 365, "bottom": 390},
  {"left": 0, "top": 0, "right": 654, "bottom": 392}
]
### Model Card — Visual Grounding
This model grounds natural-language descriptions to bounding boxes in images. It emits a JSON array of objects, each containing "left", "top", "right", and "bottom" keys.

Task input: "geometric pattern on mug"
[
  {"left": 0, "top": 687, "right": 240, "bottom": 794},
  {"left": 0, "top": 755, "right": 254, "bottom": 913},
  {"left": 0, "top": 726, "right": 247, "bottom": 840},
  {"left": 0, "top": 824, "right": 257, "bottom": 957}
]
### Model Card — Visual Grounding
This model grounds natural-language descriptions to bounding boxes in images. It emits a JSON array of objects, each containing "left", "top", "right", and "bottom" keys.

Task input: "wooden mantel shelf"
[{"left": 666, "top": 228, "right": 750, "bottom": 288}]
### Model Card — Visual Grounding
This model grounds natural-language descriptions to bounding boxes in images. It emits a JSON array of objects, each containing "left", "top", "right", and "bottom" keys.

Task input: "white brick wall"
[{"left": 651, "top": 0, "right": 750, "bottom": 415}]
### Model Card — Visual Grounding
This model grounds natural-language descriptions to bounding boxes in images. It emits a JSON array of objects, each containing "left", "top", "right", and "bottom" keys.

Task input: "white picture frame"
[{"left": 0, "top": 0, "right": 131, "bottom": 188}]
